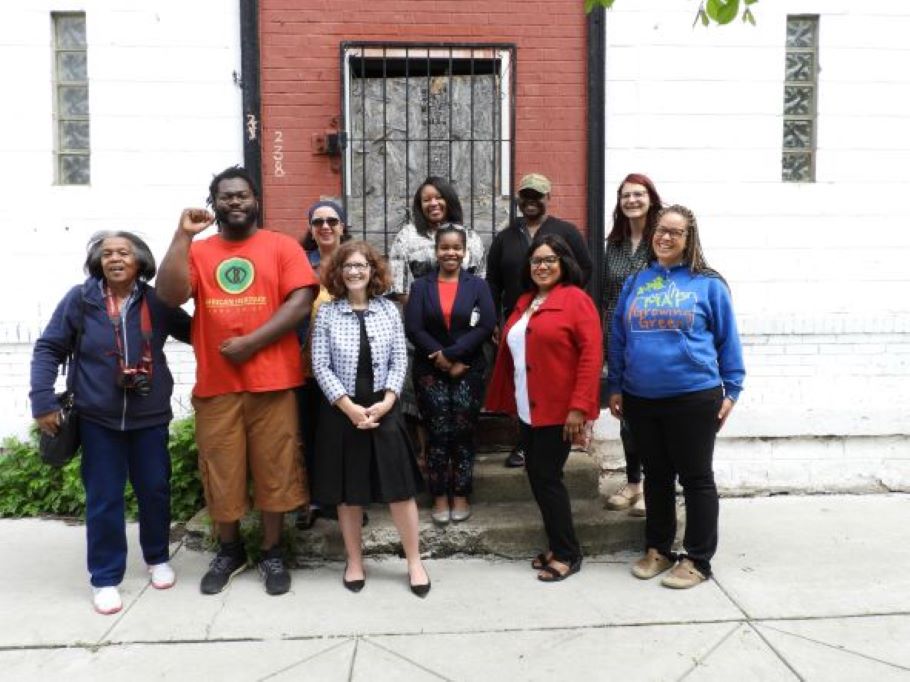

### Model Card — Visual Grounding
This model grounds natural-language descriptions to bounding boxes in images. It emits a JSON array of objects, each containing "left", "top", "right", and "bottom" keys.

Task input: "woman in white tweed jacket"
[
  {"left": 311, "top": 295, "right": 406, "bottom": 405},
  {"left": 310, "top": 240, "right": 430, "bottom": 597}
]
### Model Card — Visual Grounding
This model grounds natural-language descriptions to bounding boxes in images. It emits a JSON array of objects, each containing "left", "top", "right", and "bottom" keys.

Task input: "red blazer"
[{"left": 485, "top": 284, "right": 603, "bottom": 427}]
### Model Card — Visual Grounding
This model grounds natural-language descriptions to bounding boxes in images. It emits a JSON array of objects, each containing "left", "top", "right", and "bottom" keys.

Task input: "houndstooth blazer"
[{"left": 311, "top": 295, "right": 407, "bottom": 404}]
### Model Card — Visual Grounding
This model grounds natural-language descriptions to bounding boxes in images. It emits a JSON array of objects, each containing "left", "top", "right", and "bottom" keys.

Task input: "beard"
[{"left": 216, "top": 204, "right": 259, "bottom": 235}]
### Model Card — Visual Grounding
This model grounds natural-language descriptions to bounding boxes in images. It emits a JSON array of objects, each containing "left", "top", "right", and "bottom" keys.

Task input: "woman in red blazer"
[{"left": 486, "top": 233, "right": 603, "bottom": 582}]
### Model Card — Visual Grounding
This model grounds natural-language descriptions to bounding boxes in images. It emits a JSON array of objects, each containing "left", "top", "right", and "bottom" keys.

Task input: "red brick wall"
[{"left": 259, "top": 0, "right": 588, "bottom": 242}]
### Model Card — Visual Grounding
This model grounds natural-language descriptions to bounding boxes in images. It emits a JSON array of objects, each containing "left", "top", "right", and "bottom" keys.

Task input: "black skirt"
[{"left": 311, "top": 394, "right": 423, "bottom": 506}]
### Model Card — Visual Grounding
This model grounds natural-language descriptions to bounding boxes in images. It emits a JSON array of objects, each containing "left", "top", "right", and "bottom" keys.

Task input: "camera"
[{"left": 117, "top": 367, "right": 152, "bottom": 397}]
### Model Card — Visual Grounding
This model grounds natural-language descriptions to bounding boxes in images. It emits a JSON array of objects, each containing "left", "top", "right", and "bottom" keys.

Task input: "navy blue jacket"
[
  {"left": 404, "top": 269, "right": 496, "bottom": 372},
  {"left": 30, "top": 278, "right": 191, "bottom": 431}
]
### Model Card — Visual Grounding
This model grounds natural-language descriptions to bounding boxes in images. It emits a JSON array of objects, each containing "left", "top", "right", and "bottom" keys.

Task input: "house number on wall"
[{"left": 273, "top": 131, "right": 285, "bottom": 177}]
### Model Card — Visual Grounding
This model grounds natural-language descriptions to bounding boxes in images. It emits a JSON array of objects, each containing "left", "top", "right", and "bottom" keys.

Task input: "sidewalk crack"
[
  {"left": 757, "top": 622, "right": 910, "bottom": 673},
  {"left": 675, "top": 622, "right": 740, "bottom": 681},
  {"left": 361, "top": 637, "right": 454, "bottom": 681},
  {"left": 255, "top": 638, "right": 355, "bottom": 682},
  {"left": 746, "top": 622, "right": 806, "bottom": 681}
]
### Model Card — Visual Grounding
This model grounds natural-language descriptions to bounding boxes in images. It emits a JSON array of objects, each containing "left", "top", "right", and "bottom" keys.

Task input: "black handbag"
[{"left": 38, "top": 295, "right": 85, "bottom": 467}]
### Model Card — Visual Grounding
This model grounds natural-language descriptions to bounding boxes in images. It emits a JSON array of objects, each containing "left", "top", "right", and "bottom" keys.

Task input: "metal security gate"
[{"left": 340, "top": 42, "right": 516, "bottom": 254}]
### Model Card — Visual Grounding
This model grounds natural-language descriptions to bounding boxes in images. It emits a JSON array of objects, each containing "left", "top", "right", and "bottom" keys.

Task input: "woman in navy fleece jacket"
[
  {"left": 30, "top": 232, "right": 190, "bottom": 615},
  {"left": 607, "top": 205, "right": 745, "bottom": 590}
]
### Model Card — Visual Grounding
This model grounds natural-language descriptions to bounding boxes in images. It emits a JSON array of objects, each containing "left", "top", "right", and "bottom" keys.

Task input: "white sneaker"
[
  {"left": 92, "top": 586, "right": 123, "bottom": 615},
  {"left": 149, "top": 562, "right": 176, "bottom": 590}
]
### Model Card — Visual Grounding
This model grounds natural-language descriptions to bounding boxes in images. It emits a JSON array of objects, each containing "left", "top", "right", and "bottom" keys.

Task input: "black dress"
[{"left": 312, "top": 310, "right": 423, "bottom": 506}]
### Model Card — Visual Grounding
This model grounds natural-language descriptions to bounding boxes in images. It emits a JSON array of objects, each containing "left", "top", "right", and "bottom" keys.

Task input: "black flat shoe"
[
  {"left": 409, "top": 566, "right": 431, "bottom": 598},
  {"left": 343, "top": 564, "right": 365, "bottom": 593},
  {"left": 410, "top": 578, "right": 431, "bottom": 598}
]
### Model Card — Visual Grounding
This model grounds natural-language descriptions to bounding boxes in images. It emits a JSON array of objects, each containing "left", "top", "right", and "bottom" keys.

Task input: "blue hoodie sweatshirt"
[
  {"left": 30, "top": 278, "right": 191, "bottom": 431},
  {"left": 607, "top": 262, "right": 745, "bottom": 401}
]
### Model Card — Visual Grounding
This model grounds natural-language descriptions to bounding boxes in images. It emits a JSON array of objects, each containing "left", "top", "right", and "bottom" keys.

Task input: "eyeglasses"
[
  {"left": 529, "top": 255, "right": 560, "bottom": 268},
  {"left": 620, "top": 191, "right": 647, "bottom": 201},
  {"left": 654, "top": 228, "right": 687, "bottom": 240},
  {"left": 342, "top": 262, "right": 370, "bottom": 272},
  {"left": 311, "top": 217, "right": 341, "bottom": 228}
]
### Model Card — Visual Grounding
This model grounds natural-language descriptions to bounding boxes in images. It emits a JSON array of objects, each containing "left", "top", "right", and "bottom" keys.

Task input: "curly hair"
[
  {"left": 322, "top": 240, "right": 391, "bottom": 299},
  {"left": 606, "top": 173, "right": 663, "bottom": 245},
  {"left": 206, "top": 165, "right": 260, "bottom": 208}
]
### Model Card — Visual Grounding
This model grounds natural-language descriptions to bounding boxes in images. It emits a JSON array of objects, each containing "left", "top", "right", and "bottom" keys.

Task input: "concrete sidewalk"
[{"left": 1, "top": 495, "right": 909, "bottom": 681}]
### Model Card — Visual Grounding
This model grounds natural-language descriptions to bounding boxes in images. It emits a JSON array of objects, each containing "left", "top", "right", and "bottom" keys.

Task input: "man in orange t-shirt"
[{"left": 157, "top": 166, "right": 318, "bottom": 596}]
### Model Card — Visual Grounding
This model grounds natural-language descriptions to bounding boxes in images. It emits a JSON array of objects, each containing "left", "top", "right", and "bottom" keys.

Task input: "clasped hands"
[
  {"left": 428, "top": 350, "right": 469, "bottom": 379},
  {"left": 338, "top": 393, "right": 396, "bottom": 430}
]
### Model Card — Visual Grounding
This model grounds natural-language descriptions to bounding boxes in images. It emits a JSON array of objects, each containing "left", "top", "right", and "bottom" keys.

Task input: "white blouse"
[{"left": 506, "top": 310, "right": 532, "bottom": 426}]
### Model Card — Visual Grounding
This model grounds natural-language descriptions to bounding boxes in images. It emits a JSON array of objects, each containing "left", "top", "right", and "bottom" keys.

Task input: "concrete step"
[
  {"left": 184, "top": 499, "right": 663, "bottom": 563},
  {"left": 294, "top": 499, "right": 657, "bottom": 562},
  {"left": 474, "top": 412, "right": 519, "bottom": 450},
  {"left": 464, "top": 450, "right": 601, "bottom": 504}
]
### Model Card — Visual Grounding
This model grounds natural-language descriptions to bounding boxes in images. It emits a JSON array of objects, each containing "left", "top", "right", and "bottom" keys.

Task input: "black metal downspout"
[
  {"left": 239, "top": 0, "right": 263, "bottom": 221},
  {"left": 586, "top": 7, "right": 608, "bottom": 404}
]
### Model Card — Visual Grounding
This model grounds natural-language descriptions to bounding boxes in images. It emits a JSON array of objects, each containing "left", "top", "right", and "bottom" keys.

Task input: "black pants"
[
  {"left": 520, "top": 422, "right": 581, "bottom": 564},
  {"left": 623, "top": 387, "right": 723, "bottom": 576},
  {"left": 619, "top": 420, "right": 642, "bottom": 484}
]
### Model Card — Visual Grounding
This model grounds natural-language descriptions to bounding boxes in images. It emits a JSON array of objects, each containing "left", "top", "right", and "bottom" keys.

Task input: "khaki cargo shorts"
[{"left": 192, "top": 390, "right": 307, "bottom": 522}]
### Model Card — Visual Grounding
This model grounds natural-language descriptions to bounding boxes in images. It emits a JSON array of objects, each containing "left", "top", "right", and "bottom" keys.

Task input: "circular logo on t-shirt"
[{"left": 216, "top": 257, "right": 255, "bottom": 294}]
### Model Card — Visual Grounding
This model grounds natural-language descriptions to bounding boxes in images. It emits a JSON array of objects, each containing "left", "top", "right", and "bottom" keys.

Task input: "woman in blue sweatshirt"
[
  {"left": 607, "top": 205, "right": 745, "bottom": 589},
  {"left": 30, "top": 232, "right": 190, "bottom": 614}
]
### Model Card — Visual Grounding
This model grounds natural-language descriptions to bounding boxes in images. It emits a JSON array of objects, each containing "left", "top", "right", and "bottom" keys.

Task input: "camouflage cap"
[{"left": 517, "top": 173, "right": 552, "bottom": 195}]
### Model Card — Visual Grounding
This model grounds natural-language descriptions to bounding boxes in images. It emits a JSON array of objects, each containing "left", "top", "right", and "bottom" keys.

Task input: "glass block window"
[
  {"left": 782, "top": 16, "right": 818, "bottom": 183},
  {"left": 53, "top": 13, "right": 89, "bottom": 185}
]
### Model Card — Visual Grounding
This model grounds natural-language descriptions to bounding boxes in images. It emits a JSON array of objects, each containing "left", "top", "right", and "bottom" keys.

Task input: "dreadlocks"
[
  {"left": 206, "top": 165, "right": 261, "bottom": 208},
  {"left": 651, "top": 204, "right": 728, "bottom": 286}
]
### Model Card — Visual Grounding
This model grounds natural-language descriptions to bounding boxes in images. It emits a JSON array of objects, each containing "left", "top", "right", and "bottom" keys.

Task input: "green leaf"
[
  {"left": 706, "top": 0, "right": 740, "bottom": 25},
  {"left": 584, "top": 0, "right": 614, "bottom": 12},
  {"left": 744, "top": 0, "right": 758, "bottom": 5}
]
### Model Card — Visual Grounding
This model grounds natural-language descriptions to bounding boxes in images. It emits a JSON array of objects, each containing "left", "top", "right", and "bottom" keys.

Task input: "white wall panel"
[{"left": 0, "top": 1, "right": 241, "bottom": 438}]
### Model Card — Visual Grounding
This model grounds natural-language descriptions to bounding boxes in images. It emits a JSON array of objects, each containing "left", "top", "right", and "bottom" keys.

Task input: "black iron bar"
[
  {"left": 360, "top": 48, "right": 367, "bottom": 240},
  {"left": 382, "top": 46, "right": 388, "bottom": 252}
]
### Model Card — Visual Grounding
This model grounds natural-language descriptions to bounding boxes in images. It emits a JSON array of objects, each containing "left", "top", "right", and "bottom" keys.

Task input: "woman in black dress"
[{"left": 311, "top": 241, "right": 430, "bottom": 597}]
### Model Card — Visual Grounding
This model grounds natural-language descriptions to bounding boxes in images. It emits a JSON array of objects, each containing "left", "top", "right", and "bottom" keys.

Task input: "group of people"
[{"left": 29, "top": 166, "right": 744, "bottom": 614}]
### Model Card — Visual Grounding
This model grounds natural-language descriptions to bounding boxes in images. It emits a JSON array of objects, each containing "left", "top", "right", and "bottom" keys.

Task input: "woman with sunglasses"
[
  {"left": 311, "top": 241, "right": 429, "bottom": 597},
  {"left": 607, "top": 205, "right": 745, "bottom": 589},
  {"left": 404, "top": 225, "right": 496, "bottom": 526},
  {"left": 296, "top": 200, "right": 351, "bottom": 528},
  {"left": 602, "top": 173, "right": 664, "bottom": 517},
  {"left": 486, "top": 234, "right": 602, "bottom": 582}
]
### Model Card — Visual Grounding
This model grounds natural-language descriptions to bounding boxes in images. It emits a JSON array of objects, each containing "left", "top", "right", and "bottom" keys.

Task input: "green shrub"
[{"left": 0, "top": 415, "right": 203, "bottom": 522}]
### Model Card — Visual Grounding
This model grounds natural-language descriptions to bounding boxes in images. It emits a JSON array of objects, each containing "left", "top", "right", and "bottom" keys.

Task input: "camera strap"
[{"left": 104, "top": 285, "right": 154, "bottom": 377}]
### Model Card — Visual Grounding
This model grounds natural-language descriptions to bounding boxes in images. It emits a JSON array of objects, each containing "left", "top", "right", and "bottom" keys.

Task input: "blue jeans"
[{"left": 80, "top": 418, "right": 171, "bottom": 587}]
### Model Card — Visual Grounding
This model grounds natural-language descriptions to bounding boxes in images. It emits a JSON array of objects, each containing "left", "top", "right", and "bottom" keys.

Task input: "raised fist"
[{"left": 179, "top": 208, "right": 215, "bottom": 235}]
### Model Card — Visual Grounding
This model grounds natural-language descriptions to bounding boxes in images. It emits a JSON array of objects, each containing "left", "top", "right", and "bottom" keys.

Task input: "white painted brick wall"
[
  {"left": 596, "top": 1, "right": 910, "bottom": 489},
  {"left": 2, "top": 1, "right": 908, "bottom": 493},
  {"left": 0, "top": 1, "right": 241, "bottom": 438}
]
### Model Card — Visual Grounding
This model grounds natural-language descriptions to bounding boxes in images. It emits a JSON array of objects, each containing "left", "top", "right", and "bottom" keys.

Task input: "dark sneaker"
[
  {"left": 504, "top": 447, "right": 525, "bottom": 468},
  {"left": 200, "top": 542, "right": 247, "bottom": 595},
  {"left": 258, "top": 546, "right": 291, "bottom": 596}
]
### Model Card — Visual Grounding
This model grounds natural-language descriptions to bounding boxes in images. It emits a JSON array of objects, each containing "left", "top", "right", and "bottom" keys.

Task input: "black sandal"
[
  {"left": 531, "top": 552, "right": 554, "bottom": 570},
  {"left": 537, "top": 558, "right": 582, "bottom": 583}
]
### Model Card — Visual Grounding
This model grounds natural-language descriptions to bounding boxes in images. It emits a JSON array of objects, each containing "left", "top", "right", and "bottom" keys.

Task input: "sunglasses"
[{"left": 311, "top": 217, "right": 341, "bottom": 228}]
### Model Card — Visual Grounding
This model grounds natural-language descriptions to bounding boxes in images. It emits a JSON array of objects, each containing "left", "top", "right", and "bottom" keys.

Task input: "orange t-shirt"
[
  {"left": 438, "top": 279, "right": 458, "bottom": 330},
  {"left": 188, "top": 229, "right": 318, "bottom": 397}
]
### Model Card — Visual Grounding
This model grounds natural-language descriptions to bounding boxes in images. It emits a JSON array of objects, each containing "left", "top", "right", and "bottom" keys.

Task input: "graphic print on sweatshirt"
[{"left": 628, "top": 275, "right": 698, "bottom": 332}]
